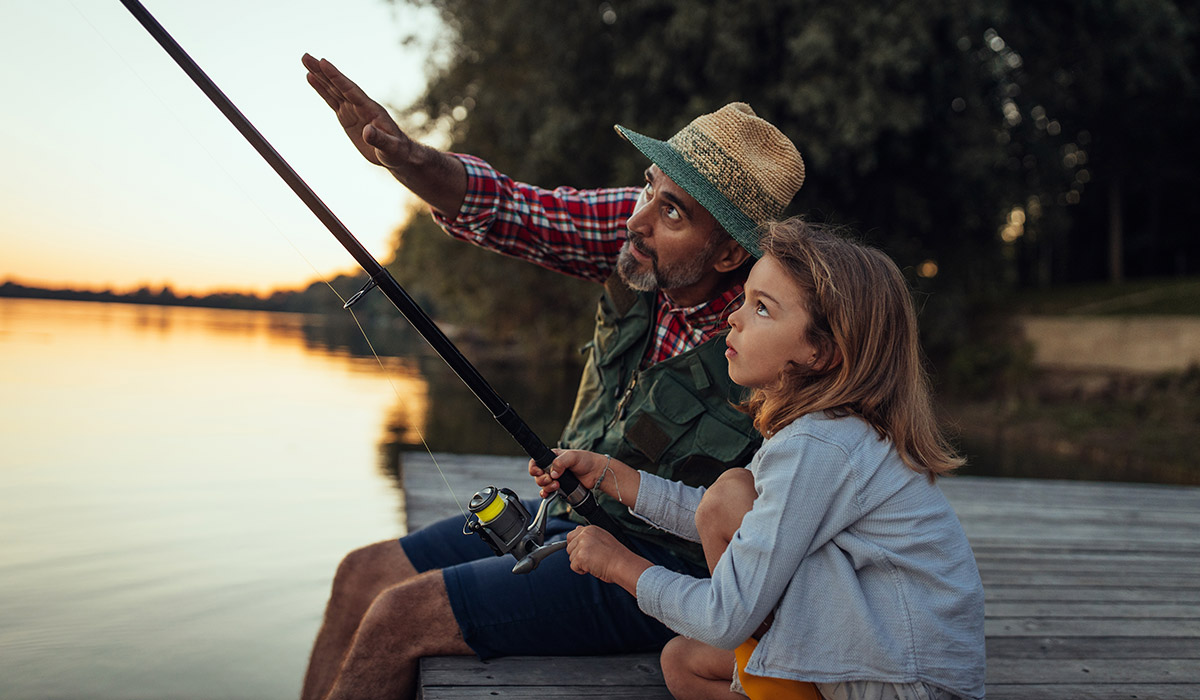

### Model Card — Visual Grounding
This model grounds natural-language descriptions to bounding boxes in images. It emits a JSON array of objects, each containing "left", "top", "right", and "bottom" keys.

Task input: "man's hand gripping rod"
[{"left": 117, "top": 0, "right": 631, "bottom": 571}]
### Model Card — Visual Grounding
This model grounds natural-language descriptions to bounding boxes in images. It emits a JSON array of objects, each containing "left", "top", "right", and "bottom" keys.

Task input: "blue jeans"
[{"left": 401, "top": 500, "right": 707, "bottom": 659}]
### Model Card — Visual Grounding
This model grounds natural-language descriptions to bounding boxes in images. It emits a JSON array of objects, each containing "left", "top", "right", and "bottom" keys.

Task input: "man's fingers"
[
  {"left": 302, "top": 55, "right": 338, "bottom": 93},
  {"left": 318, "top": 58, "right": 375, "bottom": 107},
  {"left": 306, "top": 72, "right": 342, "bottom": 111}
]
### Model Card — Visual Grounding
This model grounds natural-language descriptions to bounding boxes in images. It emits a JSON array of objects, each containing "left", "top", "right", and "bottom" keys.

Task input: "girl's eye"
[{"left": 755, "top": 302, "right": 769, "bottom": 317}]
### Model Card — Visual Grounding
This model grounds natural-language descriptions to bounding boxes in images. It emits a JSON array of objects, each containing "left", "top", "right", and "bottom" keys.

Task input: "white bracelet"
[
  {"left": 593, "top": 454, "right": 621, "bottom": 504},
  {"left": 593, "top": 454, "right": 612, "bottom": 489}
]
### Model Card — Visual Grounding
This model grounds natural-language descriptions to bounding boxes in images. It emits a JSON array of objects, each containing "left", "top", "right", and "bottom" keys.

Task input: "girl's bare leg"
[
  {"left": 660, "top": 635, "right": 742, "bottom": 700},
  {"left": 695, "top": 468, "right": 757, "bottom": 573},
  {"left": 657, "top": 469, "right": 760, "bottom": 698}
]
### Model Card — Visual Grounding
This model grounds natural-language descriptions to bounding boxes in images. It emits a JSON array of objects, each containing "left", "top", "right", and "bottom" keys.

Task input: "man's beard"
[{"left": 616, "top": 233, "right": 721, "bottom": 293}]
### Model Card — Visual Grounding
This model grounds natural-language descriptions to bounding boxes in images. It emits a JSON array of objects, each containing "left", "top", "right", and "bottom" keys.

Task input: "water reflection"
[
  {"left": 0, "top": 298, "right": 418, "bottom": 700},
  {"left": 1, "top": 296, "right": 588, "bottom": 700}
]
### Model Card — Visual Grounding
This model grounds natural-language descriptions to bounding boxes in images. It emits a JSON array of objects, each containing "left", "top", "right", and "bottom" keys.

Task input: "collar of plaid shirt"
[{"left": 642, "top": 283, "right": 744, "bottom": 368}]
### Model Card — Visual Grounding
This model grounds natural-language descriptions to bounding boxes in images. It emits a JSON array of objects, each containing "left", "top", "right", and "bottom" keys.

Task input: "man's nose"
[{"left": 626, "top": 200, "right": 652, "bottom": 235}]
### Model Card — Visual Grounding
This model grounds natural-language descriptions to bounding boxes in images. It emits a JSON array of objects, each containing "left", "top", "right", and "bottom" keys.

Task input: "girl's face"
[{"left": 725, "top": 255, "right": 820, "bottom": 389}]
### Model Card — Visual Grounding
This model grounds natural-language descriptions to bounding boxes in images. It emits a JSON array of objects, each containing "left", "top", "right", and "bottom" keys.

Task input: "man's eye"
[{"left": 664, "top": 205, "right": 681, "bottom": 221}]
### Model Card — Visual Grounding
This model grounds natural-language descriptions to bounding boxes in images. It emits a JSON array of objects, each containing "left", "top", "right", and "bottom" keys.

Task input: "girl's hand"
[
  {"left": 565, "top": 526, "right": 652, "bottom": 593},
  {"left": 529, "top": 449, "right": 607, "bottom": 499}
]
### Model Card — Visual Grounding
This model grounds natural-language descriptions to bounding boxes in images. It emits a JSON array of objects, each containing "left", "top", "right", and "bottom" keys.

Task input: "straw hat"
[{"left": 615, "top": 103, "right": 805, "bottom": 258}]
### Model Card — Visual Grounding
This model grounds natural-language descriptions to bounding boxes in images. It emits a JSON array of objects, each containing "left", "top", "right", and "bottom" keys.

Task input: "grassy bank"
[
  {"left": 1008, "top": 276, "right": 1200, "bottom": 316},
  {"left": 943, "top": 276, "right": 1200, "bottom": 486},
  {"left": 945, "top": 367, "right": 1200, "bottom": 486}
]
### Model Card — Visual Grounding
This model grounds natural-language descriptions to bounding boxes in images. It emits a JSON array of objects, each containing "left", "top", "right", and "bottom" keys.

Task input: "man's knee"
[
  {"left": 359, "top": 570, "right": 470, "bottom": 657},
  {"left": 695, "top": 468, "right": 757, "bottom": 540},
  {"left": 332, "top": 540, "right": 419, "bottom": 602}
]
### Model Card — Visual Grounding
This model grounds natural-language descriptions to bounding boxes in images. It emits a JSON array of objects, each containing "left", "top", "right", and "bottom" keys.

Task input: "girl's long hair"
[{"left": 742, "top": 218, "right": 964, "bottom": 479}]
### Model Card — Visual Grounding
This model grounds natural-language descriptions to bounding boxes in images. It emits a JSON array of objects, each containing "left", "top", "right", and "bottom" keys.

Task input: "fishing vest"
[{"left": 555, "top": 275, "right": 762, "bottom": 564}]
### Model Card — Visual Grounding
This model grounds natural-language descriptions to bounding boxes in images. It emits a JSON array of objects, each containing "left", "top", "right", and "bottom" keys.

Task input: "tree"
[
  {"left": 388, "top": 0, "right": 1199, "bottom": 366},
  {"left": 987, "top": 0, "right": 1199, "bottom": 284}
]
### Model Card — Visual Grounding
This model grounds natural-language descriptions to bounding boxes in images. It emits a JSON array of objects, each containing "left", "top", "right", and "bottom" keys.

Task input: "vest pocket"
[{"left": 624, "top": 374, "right": 756, "bottom": 475}]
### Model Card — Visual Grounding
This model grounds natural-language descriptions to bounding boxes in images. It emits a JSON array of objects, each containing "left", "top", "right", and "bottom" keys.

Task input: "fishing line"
[
  {"left": 67, "top": 0, "right": 468, "bottom": 522},
  {"left": 111, "top": 0, "right": 631, "bottom": 553}
]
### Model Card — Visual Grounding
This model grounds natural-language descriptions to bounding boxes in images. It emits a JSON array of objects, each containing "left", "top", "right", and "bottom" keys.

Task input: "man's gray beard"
[
  {"left": 615, "top": 237, "right": 718, "bottom": 293},
  {"left": 616, "top": 241, "right": 659, "bottom": 291}
]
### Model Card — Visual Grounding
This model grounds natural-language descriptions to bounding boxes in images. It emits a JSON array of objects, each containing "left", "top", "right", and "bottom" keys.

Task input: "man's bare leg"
[
  {"left": 301, "top": 540, "right": 421, "bottom": 700},
  {"left": 323, "top": 569, "right": 473, "bottom": 700}
]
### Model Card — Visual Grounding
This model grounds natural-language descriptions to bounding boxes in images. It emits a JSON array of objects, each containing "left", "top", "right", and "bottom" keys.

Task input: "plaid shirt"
[{"left": 432, "top": 154, "right": 742, "bottom": 366}]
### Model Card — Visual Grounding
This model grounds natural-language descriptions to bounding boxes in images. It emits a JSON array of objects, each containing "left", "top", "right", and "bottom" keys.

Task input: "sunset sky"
[{"left": 1, "top": 0, "right": 441, "bottom": 295}]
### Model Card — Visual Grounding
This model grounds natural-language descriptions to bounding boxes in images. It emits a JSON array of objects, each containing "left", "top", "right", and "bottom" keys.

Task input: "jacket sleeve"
[
  {"left": 430, "top": 154, "right": 640, "bottom": 282},
  {"left": 628, "top": 470, "right": 707, "bottom": 543},
  {"left": 634, "top": 429, "right": 866, "bottom": 648}
]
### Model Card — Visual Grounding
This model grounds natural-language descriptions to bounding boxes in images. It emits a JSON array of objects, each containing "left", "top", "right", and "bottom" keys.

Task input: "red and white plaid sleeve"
[{"left": 431, "top": 154, "right": 641, "bottom": 283}]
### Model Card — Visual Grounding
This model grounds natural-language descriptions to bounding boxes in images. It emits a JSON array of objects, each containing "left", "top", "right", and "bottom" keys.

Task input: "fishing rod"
[{"left": 117, "top": 0, "right": 629, "bottom": 571}]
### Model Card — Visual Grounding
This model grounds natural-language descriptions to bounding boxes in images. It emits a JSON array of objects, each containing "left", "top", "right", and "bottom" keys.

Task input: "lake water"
[{"left": 0, "top": 298, "right": 576, "bottom": 700}]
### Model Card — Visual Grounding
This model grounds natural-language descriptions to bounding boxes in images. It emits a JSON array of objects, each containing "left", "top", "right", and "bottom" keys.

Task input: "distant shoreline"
[{"left": 0, "top": 280, "right": 300, "bottom": 313}]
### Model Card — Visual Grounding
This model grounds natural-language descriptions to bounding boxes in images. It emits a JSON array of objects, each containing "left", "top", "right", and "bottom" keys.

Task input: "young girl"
[{"left": 531, "top": 218, "right": 986, "bottom": 700}]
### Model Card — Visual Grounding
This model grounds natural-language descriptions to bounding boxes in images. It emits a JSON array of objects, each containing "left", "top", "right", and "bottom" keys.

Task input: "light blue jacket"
[{"left": 633, "top": 412, "right": 986, "bottom": 699}]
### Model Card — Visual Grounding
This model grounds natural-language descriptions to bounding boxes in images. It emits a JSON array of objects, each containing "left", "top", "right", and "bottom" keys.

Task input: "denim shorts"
[{"left": 401, "top": 499, "right": 707, "bottom": 659}]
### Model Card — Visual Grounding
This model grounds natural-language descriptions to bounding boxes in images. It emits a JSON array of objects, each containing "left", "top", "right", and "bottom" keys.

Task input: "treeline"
[
  {"left": 384, "top": 0, "right": 1200, "bottom": 383},
  {"left": 0, "top": 276, "right": 391, "bottom": 316}
]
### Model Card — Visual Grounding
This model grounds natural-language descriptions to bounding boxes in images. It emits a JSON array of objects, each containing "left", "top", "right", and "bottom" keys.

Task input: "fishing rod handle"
[{"left": 493, "top": 404, "right": 632, "bottom": 546}]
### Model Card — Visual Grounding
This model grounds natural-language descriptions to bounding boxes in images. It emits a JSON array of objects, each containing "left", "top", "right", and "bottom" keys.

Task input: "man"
[{"left": 299, "top": 53, "right": 806, "bottom": 700}]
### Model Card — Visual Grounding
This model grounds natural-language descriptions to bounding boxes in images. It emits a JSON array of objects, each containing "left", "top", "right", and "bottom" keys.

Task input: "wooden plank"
[
  {"left": 951, "top": 503, "right": 1200, "bottom": 529},
  {"left": 422, "top": 688, "right": 673, "bottom": 699},
  {"left": 983, "top": 586, "right": 1200, "bottom": 603},
  {"left": 418, "top": 654, "right": 674, "bottom": 700},
  {"left": 986, "top": 636, "right": 1200, "bottom": 660},
  {"left": 969, "top": 540, "right": 1200, "bottom": 555},
  {"left": 975, "top": 558, "right": 1200, "bottom": 575},
  {"left": 985, "top": 685, "right": 1199, "bottom": 700},
  {"left": 988, "top": 657, "right": 1200, "bottom": 683},
  {"left": 977, "top": 571, "right": 1200, "bottom": 589},
  {"left": 985, "top": 601, "right": 1200, "bottom": 618},
  {"left": 985, "top": 617, "right": 1200, "bottom": 637},
  {"left": 405, "top": 456, "right": 1200, "bottom": 698},
  {"left": 940, "top": 477, "right": 1200, "bottom": 509},
  {"left": 402, "top": 453, "right": 530, "bottom": 532},
  {"left": 419, "top": 654, "right": 666, "bottom": 686},
  {"left": 958, "top": 523, "right": 1200, "bottom": 547}
]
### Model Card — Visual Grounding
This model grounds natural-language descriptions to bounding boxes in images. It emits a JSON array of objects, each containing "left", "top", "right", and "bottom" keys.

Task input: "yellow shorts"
[{"left": 734, "top": 637, "right": 822, "bottom": 700}]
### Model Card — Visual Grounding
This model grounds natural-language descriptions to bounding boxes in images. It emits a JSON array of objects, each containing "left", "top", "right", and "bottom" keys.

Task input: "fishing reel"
[{"left": 464, "top": 486, "right": 568, "bottom": 575}]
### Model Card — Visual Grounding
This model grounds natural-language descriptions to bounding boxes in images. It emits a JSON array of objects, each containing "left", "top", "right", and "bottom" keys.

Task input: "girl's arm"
[
  {"left": 638, "top": 431, "right": 863, "bottom": 648},
  {"left": 563, "top": 526, "right": 652, "bottom": 596},
  {"left": 530, "top": 449, "right": 642, "bottom": 508},
  {"left": 531, "top": 450, "right": 652, "bottom": 596},
  {"left": 532, "top": 451, "right": 708, "bottom": 542}
]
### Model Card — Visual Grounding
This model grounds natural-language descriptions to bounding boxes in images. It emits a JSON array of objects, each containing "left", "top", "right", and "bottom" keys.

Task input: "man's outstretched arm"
[{"left": 302, "top": 53, "right": 466, "bottom": 217}]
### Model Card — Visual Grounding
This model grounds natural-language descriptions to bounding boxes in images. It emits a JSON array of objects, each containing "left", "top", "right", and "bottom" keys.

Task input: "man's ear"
[{"left": 712, "top": 236, "right": 752, "bottom": 273}]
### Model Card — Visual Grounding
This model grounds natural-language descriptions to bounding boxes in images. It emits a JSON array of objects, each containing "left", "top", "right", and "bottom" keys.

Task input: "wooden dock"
[{"left": 401, "top": 453, "right": 1200, "bottom": 699}]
